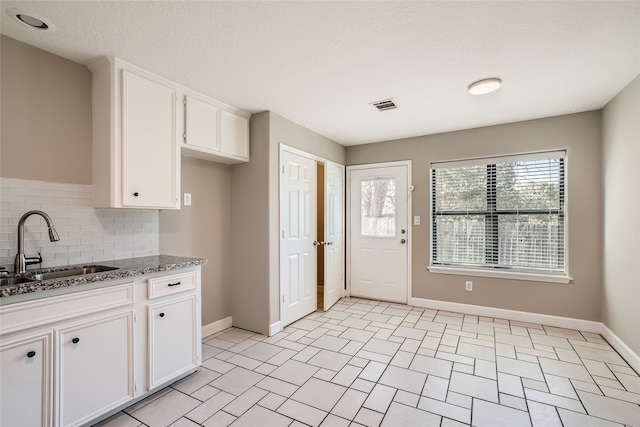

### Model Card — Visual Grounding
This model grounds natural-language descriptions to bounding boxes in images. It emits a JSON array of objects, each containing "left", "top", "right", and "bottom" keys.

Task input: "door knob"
[
  {"left": 401, "top": 229, "right": 406, "bottom": 234},
  {"left": 401, "top": 239, "right": 406, "bottom": 244},
  {"left": 313, "top": 241, "right": 324, "bottom": 246}
]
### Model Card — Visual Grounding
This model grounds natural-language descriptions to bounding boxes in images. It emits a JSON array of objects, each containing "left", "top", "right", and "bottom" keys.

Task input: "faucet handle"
[{"left": 25, "top": 252, "right": 43, "bottom": 266}]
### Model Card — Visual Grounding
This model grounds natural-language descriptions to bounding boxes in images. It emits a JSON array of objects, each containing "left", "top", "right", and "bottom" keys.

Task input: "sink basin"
[
  {"left": 32, "top": 265, "right": 119, "bottom": 281},
  {"left": 0, "top": 276, "right": 38, "bottom": 286}
]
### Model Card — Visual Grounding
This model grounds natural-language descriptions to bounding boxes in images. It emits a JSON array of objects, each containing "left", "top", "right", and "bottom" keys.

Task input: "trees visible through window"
[
  {"left": 431, "top": 151, "right": 566, "bottom": 275},
  {"left": 361, "top": 177, "right": 396, "bottom": 237}
]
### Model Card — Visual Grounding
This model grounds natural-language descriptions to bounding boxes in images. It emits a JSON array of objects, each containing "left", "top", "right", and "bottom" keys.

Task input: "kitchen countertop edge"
[{"left": 0, "top": 255, "right": 207, "bottom": 298}]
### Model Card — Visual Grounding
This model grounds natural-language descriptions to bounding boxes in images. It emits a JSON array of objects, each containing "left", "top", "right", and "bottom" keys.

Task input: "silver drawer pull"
[{"left": 168, "top": 282, "right": 181, "bottom": 287}]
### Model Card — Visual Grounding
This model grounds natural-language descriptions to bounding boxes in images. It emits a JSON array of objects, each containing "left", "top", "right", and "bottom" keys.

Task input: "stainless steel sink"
[
  {"left": 0, "top": 276, "right": 38, "bottom": 286},
  {"left": 32, "top": 265, "right": 119, "bottom": 281}
]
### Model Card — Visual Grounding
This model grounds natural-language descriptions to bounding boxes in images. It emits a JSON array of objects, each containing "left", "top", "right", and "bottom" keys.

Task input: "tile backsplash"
[{"left": 0, "top": 178, "right": 159, "bottom": 270}]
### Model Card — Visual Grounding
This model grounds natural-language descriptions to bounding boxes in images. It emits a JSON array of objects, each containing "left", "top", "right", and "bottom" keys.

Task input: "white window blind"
[{"left": 431, "top": 151, "right": 566, "bottom": 275}]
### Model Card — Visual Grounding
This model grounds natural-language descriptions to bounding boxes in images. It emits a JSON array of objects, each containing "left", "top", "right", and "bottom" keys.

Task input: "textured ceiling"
[{"left": 1, "top": 1, "right": 639, "bottom": 146}]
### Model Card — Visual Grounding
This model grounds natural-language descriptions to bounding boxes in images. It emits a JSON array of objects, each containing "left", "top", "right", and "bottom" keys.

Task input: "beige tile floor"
[{"left": 95, "top": 298, "right": 640, "bottom": 427}]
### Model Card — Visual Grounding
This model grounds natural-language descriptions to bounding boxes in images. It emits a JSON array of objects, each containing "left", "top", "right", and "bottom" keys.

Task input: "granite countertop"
[{"left": 0, "top": 255, "right": 207, "bottom": 298}]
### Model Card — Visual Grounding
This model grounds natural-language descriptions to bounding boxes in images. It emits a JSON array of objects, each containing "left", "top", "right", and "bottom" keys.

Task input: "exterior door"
[
  {"left": 349, "top": 163, "right": 409, "bottom": 303},
  {"left": 324, "top": 162, "right": 345, "bottom": 311},
  {"left": 281, "top": 150, "right": 317, "bottom": 326}
]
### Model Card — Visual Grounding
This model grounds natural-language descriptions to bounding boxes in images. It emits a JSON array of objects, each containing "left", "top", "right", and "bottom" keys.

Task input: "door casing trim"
[{"left": 346, "top": 160, "right": 412, "bottom": 304}]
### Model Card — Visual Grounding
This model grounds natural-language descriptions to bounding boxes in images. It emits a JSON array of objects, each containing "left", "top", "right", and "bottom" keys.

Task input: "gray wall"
[
  {"left": 2, "top": 36, "right": 232, "bottom": 329},
  {"left": 159, "top": 156, "right": 232, "bottom": 326},
  {"left": 231, "top": 111, "right": 346, "bottom": 334},
  {"left": 230, "top": 112, "right": 272, "bottom": 334},
  {"left": 602, "top": 74, "right": 640, "bottom": 357},
  {"left": 347, "top": 111, "right": 603, "bottom": 321},
  {"left": 1, "top": 35, "right": 92, "bottom": 183}
]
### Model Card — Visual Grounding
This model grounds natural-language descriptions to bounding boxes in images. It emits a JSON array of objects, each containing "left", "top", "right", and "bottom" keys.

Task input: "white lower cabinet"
[
  {"left": 0, "top": 266, "right": 202, "bottom": 427},
  {"left": 0, "top": 331, "right": 53, "bottom": 427},
  {"left": 56, "top": 310, "right": 134, "bottom": 427},
  {"left": 148, "top": 295, "right": 198, "bottom": 388}
]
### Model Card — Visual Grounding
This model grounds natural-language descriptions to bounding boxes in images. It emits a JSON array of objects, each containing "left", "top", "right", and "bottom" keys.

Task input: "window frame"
[{"left": 428, "top": 151, "right": 572, "bottom": 284}]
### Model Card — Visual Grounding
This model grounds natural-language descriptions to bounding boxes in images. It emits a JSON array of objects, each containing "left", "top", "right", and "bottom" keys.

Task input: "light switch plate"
[
  {"left": 413, "top": 216, "right": 421, "bottom": 225},
  {"left": 183, "top": 193, "right": 192, "bottom": 206}
]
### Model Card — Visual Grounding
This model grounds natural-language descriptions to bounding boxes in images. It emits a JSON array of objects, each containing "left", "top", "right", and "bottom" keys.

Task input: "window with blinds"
[{"left": 431, "top": 151, "right": 566, "bottom": 276}]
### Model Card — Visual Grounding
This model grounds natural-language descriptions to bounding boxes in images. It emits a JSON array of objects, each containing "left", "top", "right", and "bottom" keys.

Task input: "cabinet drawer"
[
  {"left": 147, "top": 271, "right": 197, "bottom": 299},
  {"left": 0, "top": 284, "right": 134, "bottom": 335}
]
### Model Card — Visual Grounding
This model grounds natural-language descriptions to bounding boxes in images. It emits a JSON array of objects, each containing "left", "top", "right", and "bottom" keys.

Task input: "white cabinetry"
[
  {"left": 0, "top": 266, "right": 202, "bottom": 427},
  {"left": 90, "top": 57, "right": 180, "bottom": 209},
  {"left": 0, "top": 331, "right": 52, "bottom": 427},
  {"left": 57, "top": 311, "right": 133, "bottom": 427},
  {"left": 220, "top": 109, "right": 250, "bottom": 159},
  {"left": 184, "top": 95, "right": 219, "bottom": 152},
  {"left": 0, "top": 284, "right": 133, "bottom": 427},
  {"left": 147, "top": 270, "right": 200, "bottom": 389},
  {"left": 148, "top": 295, "right": 198, "bottom": 388},
  {"left": 183, "top": 94, "right": 250, "bottom": 164}
]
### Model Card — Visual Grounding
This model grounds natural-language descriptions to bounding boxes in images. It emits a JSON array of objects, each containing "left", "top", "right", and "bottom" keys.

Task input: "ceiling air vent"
[{"left": 371, "top": 99, "right": 397, "bottom": 112}]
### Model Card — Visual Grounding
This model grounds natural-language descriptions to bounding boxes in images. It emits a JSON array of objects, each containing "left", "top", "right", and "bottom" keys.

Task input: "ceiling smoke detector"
[{"left": 371, "top": 99, "right": 398, "bottom": 111}]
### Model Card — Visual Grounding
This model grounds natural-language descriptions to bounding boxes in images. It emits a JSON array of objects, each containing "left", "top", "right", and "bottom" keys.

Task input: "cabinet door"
[
  {"left": 121, "top": 70, "right": 178, "bottom": 208},
  {"left": 1, "top": 332, "right": 52, "bottom": 427},
  {"left": 57, "top": 311, "right": 134, "bottom": 427},
  {"left": 220, "top": 110, "right": 249, "bottom": 159},
  {"left": 185, "top": 95, "right": 220, "bottom": 152},
  {"left": 148, "top": 295, "right": 198, "bottom": 389}
]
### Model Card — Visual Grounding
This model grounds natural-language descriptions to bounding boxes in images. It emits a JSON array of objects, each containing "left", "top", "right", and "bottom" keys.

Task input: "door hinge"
[
  {"left": 183, "top": 132, "right": 187, "bottom": 141},
  {"left": 133, "top": 314, "right": 137, "bottom": 323},
  {"left": 282, "top": 230, "right": 285, "bottom": 239},
  {"left": 282, "top": 165, "right": 285, "bottom": 174},
  {"left": 183, "top": 97, "right": 187, "bottom": 106},
  {"left": 282, "top": 295, "right": 285, "bottom": 303},
  {"left": 134, "top": 382, "right": 137, "bottom": 392}
]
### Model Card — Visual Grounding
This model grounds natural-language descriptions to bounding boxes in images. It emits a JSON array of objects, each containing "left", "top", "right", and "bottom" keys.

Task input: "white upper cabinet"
[
  {"left": 183, "top": 94, "right": 250, "bottom": 164},
  {"left": 121, "top": 71, "right": 178, "bottom": 208},
  {"left": 90, "top": 57, "right": 180, "bottom": 209},
  {"left": 90, "top": 56, "right": 250, "bottom": 209},
  {"left": 220, "top": 109, "right": 249, "bottom": 159},
  {"left": 184, "top": 95, "right": 220, "bottom": 152}
]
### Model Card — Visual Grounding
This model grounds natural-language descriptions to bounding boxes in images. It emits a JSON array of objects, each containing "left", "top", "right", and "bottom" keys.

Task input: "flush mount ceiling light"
[
  {"left": 6, "top": 8, "right": 54, "bottom": 30},
  {"left": 468, "top": 78, "right": 502, "bottom": 95}
]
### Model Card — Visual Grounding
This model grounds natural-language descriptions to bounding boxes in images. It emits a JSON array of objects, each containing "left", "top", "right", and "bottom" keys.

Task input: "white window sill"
[{"left": 428, "top": 266, "right": 572, "bottom": 284}]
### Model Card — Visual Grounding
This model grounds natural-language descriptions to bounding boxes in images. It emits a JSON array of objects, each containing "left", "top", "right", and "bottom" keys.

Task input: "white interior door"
[
  {"left": 349, "top": 163, "right": 409, "bottom": 303},
  {"left": 324, "top": 162, "right": 345, "bottom": 311},
  {"left": 281, "top": 150, "right": 317, "bottom": 326}
]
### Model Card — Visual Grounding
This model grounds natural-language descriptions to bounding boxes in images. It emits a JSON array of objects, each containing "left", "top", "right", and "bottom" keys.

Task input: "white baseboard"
[
  {"left": 600, "top": 324, "right": 640, "bottom": 374},
  {"left": 202, "top": 316, "right": 233, "bottom": 338},
  {"left": 409, "top": 297, "right": 602, "bottom": 333},
  {"left": 410, "top": 297, "right": 639, "bottom": 374},
  {"left": 269, "top": 321, "right": 282, "bottom": 337}
]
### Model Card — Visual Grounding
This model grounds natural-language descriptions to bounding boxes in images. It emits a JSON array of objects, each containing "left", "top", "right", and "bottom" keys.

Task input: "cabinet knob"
[
  {"left": 133, "top": 192, "right": 139, "bottom": 197},
  {"left": 72, "top": 338, "right": 80, "bottom": 344},
  {"left": 159, "top": 313, "right": 165, "bottom": 318},
  {"left": 27, "top": 351, "right": 36, "bottom": 358}
]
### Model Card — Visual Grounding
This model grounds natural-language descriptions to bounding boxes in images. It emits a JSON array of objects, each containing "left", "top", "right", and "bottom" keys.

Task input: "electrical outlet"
[
  {"left": 465, "top": 281, "right": 473, "bottom": 291},
  {"left": 183, "top": 193, "right": 192, "bottom": 206}
]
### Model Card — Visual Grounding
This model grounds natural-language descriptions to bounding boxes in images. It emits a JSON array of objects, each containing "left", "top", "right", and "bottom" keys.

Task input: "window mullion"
[
  {"left": 431, "top": 168, "right": 437, "bottom": 262},
  {"left": 486, "top": 164, "right": 498, "bottom": 266}
]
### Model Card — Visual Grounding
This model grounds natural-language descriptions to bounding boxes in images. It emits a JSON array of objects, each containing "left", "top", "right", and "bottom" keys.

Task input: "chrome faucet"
[{"left": 14, "top": 210, "right": 60, "bottom": 274}]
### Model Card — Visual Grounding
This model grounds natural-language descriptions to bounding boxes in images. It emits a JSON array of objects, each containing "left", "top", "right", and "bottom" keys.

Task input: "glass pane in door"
[{"left": 360, "top": 177, "right": 396, "bottom": 237}]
